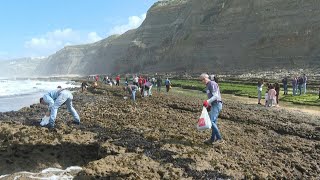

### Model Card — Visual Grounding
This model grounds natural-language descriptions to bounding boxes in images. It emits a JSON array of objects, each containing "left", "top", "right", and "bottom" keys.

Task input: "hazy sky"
[{"left": 0, "top": 0, "right": 157, "bottom": 59}]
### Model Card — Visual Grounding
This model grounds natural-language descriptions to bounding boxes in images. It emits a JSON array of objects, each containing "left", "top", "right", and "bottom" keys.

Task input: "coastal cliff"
[{"left": 37, "top": 0, "right": 320, "bottom": 75}]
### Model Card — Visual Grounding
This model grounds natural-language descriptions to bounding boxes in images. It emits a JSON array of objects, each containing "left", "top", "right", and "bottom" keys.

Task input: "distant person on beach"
[
  {"left": 133, "top": 76, "right": 139, "bottom": 86},
  {"left": 125, "top": 77, "right": 128, "bottom": 86},
  {"left": 302, "top": 74, "right": 307, "bottom": 94},
  {"left": 165, "top": 78, "right": 171, "bottom": 92},
  {"left": 102, "top": 76, "right": 107, "bottom": 84},
  {"left": 264, "top": 90, "right": 269, "bottom": 107},
  {"left": 257, "top": 80, "right": 263, "bottom": 105},
  {"left": 143, "top": 81, "right": 153, "bottom": 97},
  {"left": 200, "top": 73, "right": 223, "bottom": 145},
  {"left": 81, "top": 81, "right": 89, "bottom": 92},
  {"left": 282, "top": 77, "right": 288, "bottom": 95},
  {"left": 268, "top": 84, "right": 277, "bottom": 107},
  {"left": 40, "top": 89, "right": 80, "bottom": 129},
  {"left": 138, "top": 76, "right": 143, "bottom": 89},
  {"left": 298, "top": 77, "right": 303, "bottom": 95},
  {"left": 292, "top": 77, "right": 297, "bottom": 96},
  {"left": 151, "top": 77, "right": 156, "bottom": 86},
  {"left": 116, "top": 75, "right": 120, "bottom": 86},
  {"left": 156, "top": 77, "right": 162, "bottom": 92},
  {"left": 124, "top": 84, "right": 138, "bottom": 102},
  {"left": 275, "top": 83, "right": 280, "bottom": 105}
]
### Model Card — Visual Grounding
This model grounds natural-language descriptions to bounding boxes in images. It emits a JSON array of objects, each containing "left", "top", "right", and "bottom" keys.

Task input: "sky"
[{"left": 0, "top": 0, "right": 158, "bottom": 60}]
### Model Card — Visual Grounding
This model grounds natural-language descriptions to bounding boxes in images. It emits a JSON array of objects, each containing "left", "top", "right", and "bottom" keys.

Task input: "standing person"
[
  {"left": 268, "top": 84, "right": 277, "bottom": 107},
  {"left": 165, "top": 78, "right": 171, "bottom": 92},
  {"left": 138, "top": 76, "right": 143, "bottom": 89},
  {"left": 133, "top": 76, "right": 139, "bottom": 86},
  {"left": 140, "top": 77, "right": 146, "bottom": 97},
  {"left": 292, "top": 77, "right": 297, "bottom": 96},
  {"left": 302, "top": 74, "right": 307, "bottom": 94},
  {"left": 318, "top": 85, "right": 320, "bottom": 99},
  {"left": 264, "top": 90, "right": 269, "bottom": 107},
  {"left": 298, "top": 77, "right": 303, "bottom": 95},
  {"left": 282, "top": 77, "right": 288, "bottom": 95},
  {"left": 257, "top": 80, "right": 263, "bottom": 105},
  {"left": 102, "top": 76, "right": 107, "bottom": 84},
  {"left": 152, "top": 77, "right": 156, "bottom": 86},
  {"left": 156, "top": 76, "right": 162, "bottom": 92},
  {"left": 125, "top": 77, "right": 128, "bottom": 84},
  {"left": 275, "top": 83, "right": 280, "bottom": 105},
  {"left": 116, "top": 75, "right": 120, "bottom": 86},
  {"left": 40, "top": 89, "right": 80, "bottom": 129},
  {"left": 124, "top": 84, "right": 138, "bottom": 102},
  {"left": 95, "top": 75, "right": 99, "bottom": 81},
  {"left": 200, "top": 73, "right": 223, "bottom": 144}
]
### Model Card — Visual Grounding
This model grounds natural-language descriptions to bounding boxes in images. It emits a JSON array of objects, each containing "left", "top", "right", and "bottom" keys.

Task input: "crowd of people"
[
  {"left": 38, "top": 72, "right": 225, "bottom": 146},
  {"left": 257, "top": 74, "right": 308, "bottom": 107}
]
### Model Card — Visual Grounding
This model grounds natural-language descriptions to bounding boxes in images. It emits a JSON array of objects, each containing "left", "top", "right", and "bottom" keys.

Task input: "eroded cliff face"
[
  {"left": 37, "top": 0, "right": 320, "bottom": 75},
  {"left": 0, "top": 58, "right": 43, "bottom": 78}
]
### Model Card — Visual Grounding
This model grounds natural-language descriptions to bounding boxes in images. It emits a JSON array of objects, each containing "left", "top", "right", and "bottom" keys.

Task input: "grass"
[
  {"left": 281, "top": 94, "right": 320, "bottom": 106},
  {"left": 171, "top": 79, "right": 320, "bottom": 106}
]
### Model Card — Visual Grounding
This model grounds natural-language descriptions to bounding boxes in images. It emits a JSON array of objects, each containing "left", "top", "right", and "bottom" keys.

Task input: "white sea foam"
[
  {"left": 0, "top": 80, "right": 78, "bottom": 97},
  {"left": 0, "top": 166, "right": 82, "bottom": 180},
  {"left": 0, "top": 80, "right": 80, "bottom": 112}
]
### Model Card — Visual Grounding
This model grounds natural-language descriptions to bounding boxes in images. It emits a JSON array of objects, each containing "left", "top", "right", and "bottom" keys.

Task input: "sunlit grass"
[{"left": 171, "top": 79, "right": 320, "bottom": 106}]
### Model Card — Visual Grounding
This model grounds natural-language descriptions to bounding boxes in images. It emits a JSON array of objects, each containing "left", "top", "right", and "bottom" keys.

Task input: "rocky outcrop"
[{"left": 37, "top": 0, "right": 320, "bottom": 75}]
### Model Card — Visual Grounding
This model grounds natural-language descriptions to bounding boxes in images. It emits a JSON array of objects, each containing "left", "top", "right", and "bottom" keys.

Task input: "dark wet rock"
[{"left": 0, "top": 85, "right": 319, "bottom": 179}]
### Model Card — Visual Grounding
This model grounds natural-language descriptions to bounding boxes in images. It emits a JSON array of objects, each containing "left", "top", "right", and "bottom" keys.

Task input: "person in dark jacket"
[
  {"left": 156, "top": 77, "right": 162, "bottom": 92},
  {"left": 282, "top": 77, "right": 288, "bottom": 95}
]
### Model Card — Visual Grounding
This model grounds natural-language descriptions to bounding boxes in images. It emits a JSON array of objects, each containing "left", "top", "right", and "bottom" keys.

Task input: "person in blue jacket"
[{"left": 40, "top": 89, "right": 80, "bottom": 129}]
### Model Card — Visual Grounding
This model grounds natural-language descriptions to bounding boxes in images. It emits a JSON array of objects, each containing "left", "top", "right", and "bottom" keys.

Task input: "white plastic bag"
[
  {"left": 40, "top": 116, "right": 50, "bottom": 126},
  {"left": 197, "top": 107, "right": 212, "bottom": 130}
]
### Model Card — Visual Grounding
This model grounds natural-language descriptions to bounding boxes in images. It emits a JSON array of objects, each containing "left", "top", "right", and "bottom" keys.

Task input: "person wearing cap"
[
  {"left": 200, "top": 73, "right": 223, "bottom": 145},
  {"left": 40, "top": 89, "right": 80, "bottom": 129}
]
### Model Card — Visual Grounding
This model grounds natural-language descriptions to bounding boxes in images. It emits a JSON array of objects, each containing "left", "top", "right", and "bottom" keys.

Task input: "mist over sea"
[{"left": 0, "top": 79, "right": 79, "bottom": 112}]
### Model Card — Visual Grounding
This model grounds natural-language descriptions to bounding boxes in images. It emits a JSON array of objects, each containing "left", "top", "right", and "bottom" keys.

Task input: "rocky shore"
[{"left": 0, "top": 84, "right": 319, "bottom": 179}]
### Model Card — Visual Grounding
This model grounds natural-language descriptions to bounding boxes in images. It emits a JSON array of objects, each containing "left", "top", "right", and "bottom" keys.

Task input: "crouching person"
[
  {"left": 143, "top": 81, "right": 153, "bottom": 97},
  {"left": 40, "top": 89, "right": 80, "bottom": 129},
  {"left": 124, "top": 84, "right": 138, "bottom": 102}
]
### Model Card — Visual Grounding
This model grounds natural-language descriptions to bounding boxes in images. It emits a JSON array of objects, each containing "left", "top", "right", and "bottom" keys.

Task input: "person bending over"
[{"left": 40, "top": 89, "right": 80, "bottom": 129}]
